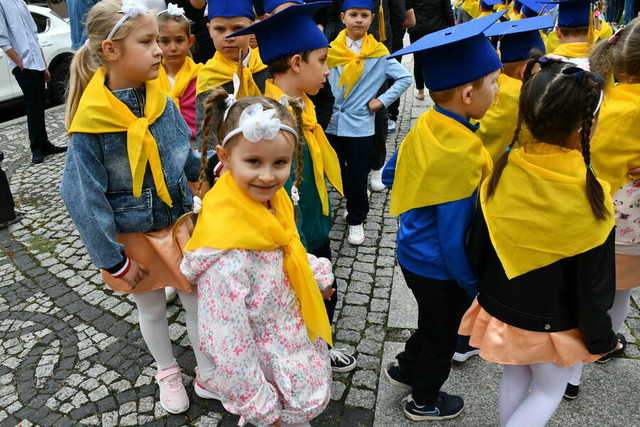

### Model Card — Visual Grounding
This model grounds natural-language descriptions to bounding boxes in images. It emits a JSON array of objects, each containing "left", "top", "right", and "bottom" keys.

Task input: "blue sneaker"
[{"left": 402, "top": 392, "right": 464, "bottom": 421}]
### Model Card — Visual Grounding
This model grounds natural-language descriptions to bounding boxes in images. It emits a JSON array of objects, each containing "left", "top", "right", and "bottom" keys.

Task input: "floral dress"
[{"left": 181, "top": 248, "right": 333, "bottom": 427}]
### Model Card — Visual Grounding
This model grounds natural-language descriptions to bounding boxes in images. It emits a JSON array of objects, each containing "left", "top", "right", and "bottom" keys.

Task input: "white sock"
[{"left": 610, "top": 289, "right": 632, "bottom": 333}]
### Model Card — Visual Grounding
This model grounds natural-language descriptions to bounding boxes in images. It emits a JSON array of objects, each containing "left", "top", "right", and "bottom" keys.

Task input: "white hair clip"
[
  {"left": 158, "top": 3, "right": 188, "bottom": 19},
  {"left": 290, "top": 185, "right": 300, "bottom": 205},
  {"left": 106, "top": 0, "right": 149, "bottom": 40},
  {"left": 221, "top": 103, "right": 297, "bottom": 147}
]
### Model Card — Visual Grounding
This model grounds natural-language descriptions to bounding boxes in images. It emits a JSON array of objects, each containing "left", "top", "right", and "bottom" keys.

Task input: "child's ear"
[
  {"left": 289, "top": 54, "right": 304, "bottom": 74},
  {"left": 101, "top": 40, "right": 120, "bottom": 62},
  {"left": 460, "top": 83, "right": 474, "bottom": 106},
  {"left": 340, "top": 11, "right": 346, "bottom": 25},
  {"left": 215, "top": 145, "right": 230, "bottom": 168},
  {"left": 188, "top": 34, "right": 196, "bottom": 49}
]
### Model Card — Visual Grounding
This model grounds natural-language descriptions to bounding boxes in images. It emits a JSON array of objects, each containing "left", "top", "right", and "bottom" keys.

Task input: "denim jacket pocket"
[{"left": 107, "top": 189, "right": 154, "bottom": 233}]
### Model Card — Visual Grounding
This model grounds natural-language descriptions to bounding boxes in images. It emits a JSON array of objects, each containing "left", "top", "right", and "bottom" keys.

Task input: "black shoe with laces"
[
  {"left": 597, "top": 333, "right": 627, "bottom": 363},
  {"left": 42, "top": 143, "right": 67, "bottom": 155},
  {"left": 564, "top": 383, "right": 580, "bottom": 400},
  {"left": 402, "top": 392, "right": 464, "bottom": 421},
  {"left": 384, "top": 362, "right": 411, "bottom": 391},
  {"left": 329, "top": 348, "right": 357, "bottom": 372}
]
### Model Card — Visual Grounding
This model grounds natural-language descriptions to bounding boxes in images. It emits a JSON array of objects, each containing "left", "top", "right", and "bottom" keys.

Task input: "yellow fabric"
[
  {"left": 68, "top": 67, "right": 172, "bottom": 206},
  {"left": 157, "top": 57, "right": 203, "bottom": 108},
  {"left": 495, "top": 3, "right": 510, "bottom": 12},
  {"left": 184, "top": 172, "right": 332, "bottom": 345},
  {"left": 196, "top": 49, "right": 267, "bottom": 95},
  {"left": 462, "top": 0, "right": 481, "bottom": 18},
  {"left": 377, "top": 3, "right": 387, "bottom": 42},
  {"left": 480, "top": 143, "right": 614, "bottom": 279},
  {"left": 594, "top": 19, "right": 613, "bottom": 41},
  {"left": 389, "top": 107, "right": 493, "bottom": 216},
  {"left": 264, "top": 80, "right": 343, "bottom": 215},
  {"left": 545, "top": 30, "right": 560, "bottom": 53},
  {"left": 552, "top": 41, "right": 592, "bottom": 59},
  {"left": 478, "top": 10, "right": 494, "bottom": 17},
  {"left": 477, "top": 73, "right": 522, "bottom": 162},
  {"left": 328, "top": 30, "right": 390, "bottom": 98},
  {"left": 591, "top": 83, "right": 640, "bottom": 194}
]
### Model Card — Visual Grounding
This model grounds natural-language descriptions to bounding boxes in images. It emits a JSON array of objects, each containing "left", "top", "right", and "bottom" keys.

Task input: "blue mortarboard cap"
[
  {"left": 541, "top": 0, "right": 593, "bottom": 27},
  {"left": 486, "top": 15, "right": 554, "bottom": 61},
  {"left": 263, "top": 0, "right": 304, "bottom": 14},
  {"left": 228, "top": 2, "right": 331, "bottom": 65},
  {"left": 389, "top": 12, "right": 506, "bottom": 91},
  {"left": 514, "top": 0, "right": 523, "bottom": 12},
  {"left": 481, "top": 0, "right": 503, "bottom": 10},
  {"left": 520, "top": 0, "right": 545, "bottom": 17},
  {"left": 208, "top": 0, "right": 255, "bottom": 20},
  {"left": 343, "top": 0, "right": 376, "bottom": 10}
]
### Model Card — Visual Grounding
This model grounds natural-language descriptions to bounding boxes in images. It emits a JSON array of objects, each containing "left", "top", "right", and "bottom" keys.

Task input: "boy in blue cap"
[
  {"left": 326, "top": 0, "right": 411, "bottom": 245},
  {"left": 547, "top": 0, "right": 595, "bottom": 65},
  {"left": 229, "top": 3, "right": 359, "bottom": 374},
  {"left": 381, "top": 12, "right": 505, "bottom": 421}
]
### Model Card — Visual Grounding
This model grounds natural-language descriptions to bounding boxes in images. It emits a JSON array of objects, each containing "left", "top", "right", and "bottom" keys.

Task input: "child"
[
  {"left": 156, "top": 3, "right": 203, "bottom": 139},
  {"left": 566, "top": 17, "right": 640, "bottom": 399},
  {"left": 181, "top": 93, "right": 333, "bottom": 427},
  {"left": 549, "top": 0, "right": 595, "bottom": 67},
  {"left": 229, "top": 3, "right": 358, "bottom": 373},
  {"left": 326, "top": 0, "right": 411, "bottom": 245},
  {"left": 381, "top": 13, "right": 504, "bottom": 421},
  {"left": 195, "top": 0, "right": 269, "bottom": 147},
  {"left": 459, "top": 57, "right": 622, "bottom": 426},
  {"left": 478, "top": 15, "right": 553, "bottom": 163},
  {"left": 60, "top": 0, "right": 216, "bottom": 414}
]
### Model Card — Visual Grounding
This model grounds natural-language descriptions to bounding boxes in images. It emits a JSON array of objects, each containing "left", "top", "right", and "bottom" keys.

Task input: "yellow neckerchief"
[
  {"left": 480, "top": 142, "right": 613, "bottom": 279},
  {"left": 495, "top": 3, "right": 510, "bottom": 12},
  {"left": 477, "top": 73, "right": 522, "bottom": 162},
  {"left": 591, "top": 83, "right": 640, "bottom": 194},
  {"left": 552, "top": 41, "right": 592, "bottom": 58},
  {"left": 184, "top": 172, "right": 332, "bottom": 345},
  {"left": 327, "top": 29, "right": 390, "bottom": 98},
  {"left": 389, "top": 107, "right": 493, "bottom": 216},
  {"left": 462, "top": 0, "right": 481, "bottom": 18},
  {"left": 264, "top": 80, "right": 343, "bottom": 215},
  {"left": 156, "top": 57, "right": 203, "bottom": 108},
  {"left": 68, "top": 67, "right": 172, "bottom": 206},
  {"left": 478, "top": 9, "right": 494, "bottom": 18},
  {"left": 545, "top": 30, "right": 560, "bottom": 53},
  {"left": 196, "top": 49, "right": 267, "bottom": 95},
  {"left": 594, "top": 19, "right": 613, "bottom": 41}
]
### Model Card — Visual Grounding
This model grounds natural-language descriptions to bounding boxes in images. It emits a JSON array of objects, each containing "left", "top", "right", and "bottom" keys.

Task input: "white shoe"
[
  {"left": 370, "top": 169, "right": 385, "bottom": 192},
  {"left": 165, "top": 287, "right": 177, "bottom": 303},
  {"left": 348, "top": 224, "right": 365, "bottom": 245},
  {"left": 388, "top": 119, "right": 397, "bottom": 133}
]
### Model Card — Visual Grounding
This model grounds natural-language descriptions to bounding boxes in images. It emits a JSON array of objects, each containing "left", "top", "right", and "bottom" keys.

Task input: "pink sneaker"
[
  {"left": 193, "top": 369, "right": 221, "bottom": 401},
  {"left": 155, "top": 366, "right": 189, "bottom": 414}
]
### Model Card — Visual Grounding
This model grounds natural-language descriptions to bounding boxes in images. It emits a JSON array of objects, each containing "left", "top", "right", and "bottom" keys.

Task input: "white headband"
[
  {"left": 221, "top": 103, "right": 298, "bottom": 147},
  {"left": 106, "top": 0, "right": 149, "bottom": 41},
  {"left": 157, "top": 3, "right": 189, "bottom": 21}
]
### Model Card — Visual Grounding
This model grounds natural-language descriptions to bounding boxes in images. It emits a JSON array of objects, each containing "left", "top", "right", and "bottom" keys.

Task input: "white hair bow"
[
  {"left": 221, "top": 103, "right": 298, "bottom": 146},
  {"left": 158, "top": 3, "right": 188, "bottom": 18},
  {"left": 107, "top": 0, "right": 149, "bottom": 40}
]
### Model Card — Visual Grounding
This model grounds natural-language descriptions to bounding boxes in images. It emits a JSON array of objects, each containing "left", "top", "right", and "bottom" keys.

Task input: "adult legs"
[
  {"left": 499, "top": 365, "right": 532, "bottom": 426},
  {"left": 11, "top": 68, "right": 49, "bottom": 156},
  {"left": 409, "top": 32, "right": 426, "bottom": 92}
]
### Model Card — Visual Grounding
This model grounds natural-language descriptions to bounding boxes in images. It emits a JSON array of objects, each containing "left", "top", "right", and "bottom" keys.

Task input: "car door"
[
  {"left": 31, "top": 10, "right": 54, "bottom": 66},
  {"left": 0, "top": 50, "right": 20, "bottom": 102}
]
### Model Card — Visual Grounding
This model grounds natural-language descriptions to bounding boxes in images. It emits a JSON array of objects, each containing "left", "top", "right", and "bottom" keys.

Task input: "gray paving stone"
[
  {"left": 346, "top": 388, "right": 377, "bottom": 410},
  {"left": 387, "top": 266, "right": 418, "bottom": 329}
]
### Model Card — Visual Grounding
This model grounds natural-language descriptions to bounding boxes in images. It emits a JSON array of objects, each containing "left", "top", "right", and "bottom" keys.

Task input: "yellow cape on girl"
[
  {"left": 184, "top": 172, "right": 333, "bottom": 345},
  {"left": 156, "top": 56, "right": 203, "bottom": 108},
  {"left": 327, "top": 29, "right": 390, "bottom": 98},
  {"left": 264, "top": 80, "right": 343, "bottom": 216},
  {"left": 552, "top": 42, "right": 592, "bottom": 59},
  {"left": 389, "top": 107, "right": 493, "bottom": 216},
  {"left": 591, "top": 83, "right": 640, "bottom": 194},
  {"left": 196, "top": 49, "right": 267, "bottom": 96},
  {"left": 68, "top": 67, "right": 173, "bottom": 206},
  {"left": 480, "top": 143, "right": 614, "bottom": 279}
]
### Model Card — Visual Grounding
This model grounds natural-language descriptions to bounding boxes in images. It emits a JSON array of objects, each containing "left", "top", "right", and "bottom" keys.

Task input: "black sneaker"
[
  {"left": 597, "top": 333, "right": 627, "bottom": 364},
  {"left": 453, "top": 339, "right": 480, "bottom": 363},
  {"left": 564, "top": 383, "right": 579, "bottom": 400},
  {"left": 42, "top": 143, "right": 67, "bottom": 155},
  {"left": 402, "top": 392, "right": 464, "bottom": 421},
  {"left": 329, "top": 348, "right": 357, "bottom": 372},
  {"left": 32, "top": 151, "right": 44, "bottom": 164},
  {"left": 384, "top": 362, "right": 412, "bottom": 391}
]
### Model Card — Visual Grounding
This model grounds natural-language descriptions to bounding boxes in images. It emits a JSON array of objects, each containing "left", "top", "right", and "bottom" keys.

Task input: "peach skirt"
[
  {"left": 459, "top": 299, "right": 603, "bottom": 367},
  {"left": 616, "top": 254, "right": 640, "bottom": 290},
  {"left": 101, "top": 219, "right": 194, "bottom": 294}
]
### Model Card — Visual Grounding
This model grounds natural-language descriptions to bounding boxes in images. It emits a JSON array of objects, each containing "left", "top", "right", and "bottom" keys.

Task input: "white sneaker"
[
  {"left": 348, "top": 224, "right": 365, "bottom": 245},
  {"left": 388, "top": 119, "right": 397, "bottom": 133},
  {"left": 370, "top": 168, "right": 385, "bottom": 192},
  {"left": 165, "top": 287, "right": 177, "bottom": 303}
]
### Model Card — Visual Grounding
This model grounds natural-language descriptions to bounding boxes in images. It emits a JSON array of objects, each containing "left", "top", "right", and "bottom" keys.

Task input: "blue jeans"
[
  {"left": 624, "top": 0, "right": 638, "bottom": 23},
  {"left": 67, "top": 0, "right": 99, "bottom": 49}
]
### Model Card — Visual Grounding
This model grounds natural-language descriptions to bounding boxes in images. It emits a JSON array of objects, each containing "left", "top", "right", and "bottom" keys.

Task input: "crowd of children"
[{"left": 57, "top": 0, "right": 640, "bottom": 425}]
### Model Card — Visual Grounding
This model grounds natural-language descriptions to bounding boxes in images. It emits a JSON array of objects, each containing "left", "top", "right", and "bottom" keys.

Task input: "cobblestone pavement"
[{"left": 1, "top": 73, "right": 640, "bottom": 426}]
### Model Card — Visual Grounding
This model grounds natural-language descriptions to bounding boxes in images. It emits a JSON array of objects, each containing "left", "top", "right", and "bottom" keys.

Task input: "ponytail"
[
  {"left": 589, "top": 38, "right": 616, "bottom": 84},
  {"left": 65, "top": 44, "right": 98, "bottom": 129}
]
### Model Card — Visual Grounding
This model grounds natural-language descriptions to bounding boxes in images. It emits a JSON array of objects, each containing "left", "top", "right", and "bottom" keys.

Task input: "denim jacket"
[{"left": 60, "top": 87, "right": 200, "bottom": 270}]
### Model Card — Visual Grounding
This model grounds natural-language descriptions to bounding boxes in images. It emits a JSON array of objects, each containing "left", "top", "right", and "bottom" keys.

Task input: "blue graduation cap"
[
  {"left": 481, "top": 0, "right": 503, "bottom": 11},
  {"left": 208, "top": 0, "right": 255, "bottom": 20},
  {"left": 228, "top": 2, "right": 331, "bottom": 65},
  {"left": 486, "top": 15, "right": 554, "bottom": 62},
  {"left": 542, "top": 0, "right": 593, "bottom": 27},
  {"left": 343, "top": 0, "right": 376, "bottom": 10},
  {"left": 388, "top": 12, "right": 506, "bottom": 91},
  {"left": 263, "top": 0, "right": 304, "bottom": 14},
  {"left": 514, "top": 0, "right": 523, "bottom": 12}
]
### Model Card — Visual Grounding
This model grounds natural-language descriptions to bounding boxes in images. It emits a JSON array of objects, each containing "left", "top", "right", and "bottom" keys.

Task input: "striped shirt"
[{"left": 0, "top": 0, "right": 46, "bottom": 71}]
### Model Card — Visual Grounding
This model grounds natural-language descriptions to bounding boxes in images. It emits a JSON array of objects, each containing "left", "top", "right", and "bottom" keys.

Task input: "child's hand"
[
  {"left": 120, "top": 260, "right": 148, "bottom": 290},
  {"left": 368, "top": 98, "right": 384, "bottom": 114},
  {"left": 321, "top": 287, "right": 336, "bottom": 300}
]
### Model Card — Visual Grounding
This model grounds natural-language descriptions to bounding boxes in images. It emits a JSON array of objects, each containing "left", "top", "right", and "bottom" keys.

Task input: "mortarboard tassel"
[{"left": 377, "top": 3, "right": 387, "bottom": 42}]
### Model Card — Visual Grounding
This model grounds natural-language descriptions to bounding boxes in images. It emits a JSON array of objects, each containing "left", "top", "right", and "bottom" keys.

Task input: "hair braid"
[
  {"left": 199, "top": 88, "right": 229, "bottom": 191},
  {"left": 284, "top": 96, "right": 306, "bottom": 188}
]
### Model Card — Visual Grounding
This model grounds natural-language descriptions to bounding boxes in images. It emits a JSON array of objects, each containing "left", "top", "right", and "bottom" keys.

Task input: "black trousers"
[
  {"left": 409, "top": 32, "right": 427, "bottom": 91},
  {"left": 370, "top": 102, "right": 389, "bottom": 171},
  {"left": 12, "top": 68, "right": 49, "bottom": 154},
  {"left": 387, "top": 27, "right": 406, "bottom": 122},
  {"left": 309, "top": 240, "right": 338, "bottom": 323},
  {"left": 328, "top": 134, "right": 373, "bottom": 226},
  {"left": 396, "top": 267, "right": 469, "bottom": 404},
  {"left": 0, "top": 161, "right": 16, "bottom": 223}
]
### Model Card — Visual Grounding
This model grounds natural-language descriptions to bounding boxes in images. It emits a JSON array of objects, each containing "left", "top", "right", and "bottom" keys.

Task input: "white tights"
[
  {"left": 131, "top": 289, "right": 213, "bottom": 372},
  {"left": 499, "top": 363, "right": 573, "bottom": 427}
]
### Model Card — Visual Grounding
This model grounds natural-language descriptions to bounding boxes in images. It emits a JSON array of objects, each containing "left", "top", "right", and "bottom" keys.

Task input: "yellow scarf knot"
[
  {"left": 156, "top": 57, "right": 203, "bottom": 108},
  {"left": 196, "top": 49, "right": 267, "bottom": 96}
]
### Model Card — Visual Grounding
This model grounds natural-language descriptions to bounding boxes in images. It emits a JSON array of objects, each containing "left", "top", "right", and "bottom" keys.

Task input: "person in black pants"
[
  {"left": 0, "top": 152, "right": 20, "bottom": 229},
  {"left": 174, "top": 0, "right": 215, "bottom": 63}
]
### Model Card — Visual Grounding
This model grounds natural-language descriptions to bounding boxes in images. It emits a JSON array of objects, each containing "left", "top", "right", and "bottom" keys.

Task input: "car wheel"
[{"left": 47, "top": 55, "right": 72, "bottom": 106}]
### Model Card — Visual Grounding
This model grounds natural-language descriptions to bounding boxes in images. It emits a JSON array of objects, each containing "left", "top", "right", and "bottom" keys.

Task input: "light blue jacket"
[{"left": 326, "top": 55, "right": 411, "bottom": 138}]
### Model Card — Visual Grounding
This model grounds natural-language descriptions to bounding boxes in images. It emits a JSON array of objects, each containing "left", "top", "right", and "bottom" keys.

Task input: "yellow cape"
[
  {"left": 552, "top": 42, "right": 592, "bottom": 59},
  {"left": 264, "top": 80, "right": 343, "bottom": 216},
  {"left": 481, "top": 143, "right": 614, "bottom": 279},
  {"left": 156, "top": 57, "right": 203, "bottom": 108},
  {"left": 68, "top": 67, "right": 173, "bottom": 206},
  {"left": 462, "top": 0, "right": 481, "bottom": 18},
  {"left": 591, "top": 83, "right": 640, "bottom": 194},
  {"left": 196, "top": 49, "right": 267, "bottom": 96},
  {"left": 477, "top": 73, "right": 522, "bottom": 163},
  {"left": 328, "top": 30, "right": 390, "bottom": 98},
  {"left": 184, "top": 172, "right": 332, "bottom": 345},
  {"left": 389, "top": 107, "right": 493, "bottom": 216}
]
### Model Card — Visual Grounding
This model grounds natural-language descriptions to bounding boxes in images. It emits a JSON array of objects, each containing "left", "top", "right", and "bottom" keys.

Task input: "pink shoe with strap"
[{"left": 155, "top": 365, "right": 189, "bottom": 414}]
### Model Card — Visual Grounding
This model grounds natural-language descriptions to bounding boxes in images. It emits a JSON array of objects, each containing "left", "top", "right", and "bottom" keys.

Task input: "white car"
[{"left": 0, "top": 4, "right": 74, "bottom": 103}]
